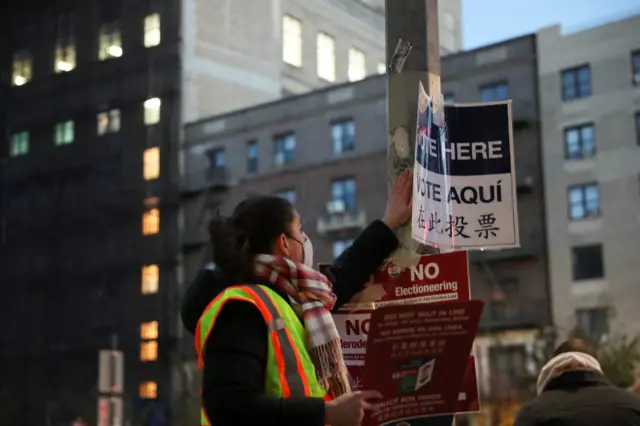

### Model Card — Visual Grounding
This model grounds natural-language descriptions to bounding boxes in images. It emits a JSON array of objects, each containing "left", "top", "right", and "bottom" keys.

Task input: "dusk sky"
[{"left": 462, "top": 0, "right": 640, "bottom": 49}]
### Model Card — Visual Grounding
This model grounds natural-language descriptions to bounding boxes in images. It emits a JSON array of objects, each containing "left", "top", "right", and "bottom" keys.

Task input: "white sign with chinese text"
[{"left": 412, "top": 83, "right": 520, "bottom": 250}]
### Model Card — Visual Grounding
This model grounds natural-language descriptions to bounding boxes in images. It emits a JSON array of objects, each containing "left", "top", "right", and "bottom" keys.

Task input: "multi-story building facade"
[
  {"left": 0, "top": 1, "right": 462, "bottom": 425},
  {"left": 180, "top": 34, "right": 549, "bottom": 424},
  {"left": 537, "top": 15, "right": 640, "bottom": 340}
]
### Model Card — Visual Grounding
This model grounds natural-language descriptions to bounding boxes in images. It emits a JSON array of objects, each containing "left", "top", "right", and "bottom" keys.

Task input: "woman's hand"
[
  {"left": 325, "top": 390, "right": 382, "bottom": 426},
  {"left": 382, "top": 169, "right": 413, "bottom": 230}
]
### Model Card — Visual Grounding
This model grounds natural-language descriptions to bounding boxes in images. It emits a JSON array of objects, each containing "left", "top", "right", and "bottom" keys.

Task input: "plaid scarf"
[{"left": 254, "top": 254, "right": 351, "bottom": 397}]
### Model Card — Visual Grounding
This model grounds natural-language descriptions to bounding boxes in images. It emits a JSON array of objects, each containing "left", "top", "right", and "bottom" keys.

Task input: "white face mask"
[{"left": 302, "top": 232, "right": 314, "bottom": 268}]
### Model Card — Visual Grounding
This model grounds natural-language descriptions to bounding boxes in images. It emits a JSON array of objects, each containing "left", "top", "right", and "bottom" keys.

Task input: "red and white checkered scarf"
[{"left": 254, "top": 254, "right": 351, "bottom": 397}]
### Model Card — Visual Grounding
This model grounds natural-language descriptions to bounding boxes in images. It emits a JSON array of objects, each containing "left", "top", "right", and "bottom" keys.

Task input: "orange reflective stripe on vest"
[{"left": 244, "top": 285, "right": 311, "bottom": 397}]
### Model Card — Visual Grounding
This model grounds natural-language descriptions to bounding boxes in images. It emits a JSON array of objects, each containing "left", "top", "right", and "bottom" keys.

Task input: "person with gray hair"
[{"left": 514, "top": 339, "right": 640, "bottom": 426}]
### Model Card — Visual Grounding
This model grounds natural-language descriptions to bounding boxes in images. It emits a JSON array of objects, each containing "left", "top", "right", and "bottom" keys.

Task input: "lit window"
[
  {"left": 144, "top": 98, "right": 161, "bottom": 125},
  {"left": 282, "top": 15, "right": 302, "bottom": 67},
  {"left": 12, "top": 51, "right": 32, "bottom": 86},
  {"left": 140, "top": 341, "right": 158, "bottom": 362},
  {"left": 54, "top": 10, "right": 76, "bottom": 73},
  {"left": 10, "top": 131, "right": 29, "bottom": 157},
  {"left": 54, "top": 45, "right": 76, "bottom": 73},
  {"left": 377, "top": 62, "right": 386, "bottom": 75},
  {"left": 98, "top": 24, "right": 122, "bottom": 60},
  {"left": 144, "top": 13, "right": 161, "bottom": 47},
  {"left": 348, "top": 48, "right": 366, "bottom": 82},
  {"left": 139, "top": 381, "right": 157, "bottom": 399},
  {"left": 141, "top": 265, "right": 159, "bottom": 294},
  {"left": 54, "top": 121, "right": 75, "bottom": 146},
  {"left": 97, "top": 109, "right": 121, "bottom": 135},
  {"left": 633, "top": 51, "right": 640, "bottom": 86},
  {"left": 141, "top": 321, "right": 159, "bottom": 340},
  {"left": 143, "top": 147, "right": 160, "bottom": 180},
  {"left": 317, "top": 32, "right": 335, "bottom": 82},
  {"left": 143, "top": 197, "right": 160, "bottom": 236}
]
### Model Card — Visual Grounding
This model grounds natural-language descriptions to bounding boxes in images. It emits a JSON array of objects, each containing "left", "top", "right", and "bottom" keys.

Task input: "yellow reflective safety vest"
[{"left": 195, "top": 284, "right": 331, "bottom": 426}]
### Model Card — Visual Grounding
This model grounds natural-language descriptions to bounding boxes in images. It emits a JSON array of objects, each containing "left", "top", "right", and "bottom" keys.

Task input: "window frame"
[
  {"left": 567, "top": 182, "right": 600, "bottom": 221},
  {"left": 273, "top": 132, "right": 296, "bottom": 166},
  {"left": 576, "top": 307, "right": 610, "bottom": 339},
  {"left": 631, "top": 50, "right": 640, "bottom": 86},
  {"left": 331, "top": 118, "right": 356, "bottom": 155},
  {"left": 247, "top": 140, "right": 259, "bottom": 173},
  {"left": 561, "top": 64, "right": 591, "bottom": 102},
  {"left": 571, "top": 244, "right": 605, "bottom": 281},
  {"left": 479, "top": 81, "right": 509, "bottom": 102},
  {"left": 563, "top": 122, "right": 595, "bottom": 160},
  {"left": 331, "top": 177, "right": 357, "bottom": 212},
  {"left": 274, "top": 187, "right": 297, "bottom": 205}
]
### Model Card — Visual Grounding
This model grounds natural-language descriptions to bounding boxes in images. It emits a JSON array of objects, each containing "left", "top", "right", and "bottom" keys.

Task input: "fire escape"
[{"left": 180, "top": 154, "right": 230, "bottom": 281}]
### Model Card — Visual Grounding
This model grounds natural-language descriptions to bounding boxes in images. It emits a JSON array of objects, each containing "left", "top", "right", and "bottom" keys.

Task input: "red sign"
[
  {"left": 334, "top": 251, "right": 481, "bottom": 414},
  {"left": 362, "top": 300, "right": 484, "bottom": 425}
]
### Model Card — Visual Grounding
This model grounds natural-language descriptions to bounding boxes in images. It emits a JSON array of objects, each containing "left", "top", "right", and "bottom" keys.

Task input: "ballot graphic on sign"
[
  {"left": 411, "top": 82, "right": 520, "bottom": 250},
  {"left": 416, "top": 358, "right": 436, "bottom": 390}
]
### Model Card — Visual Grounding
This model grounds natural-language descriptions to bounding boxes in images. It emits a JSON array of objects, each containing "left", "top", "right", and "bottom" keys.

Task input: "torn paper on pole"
[{"left": 411, "top": 82, "right": 520, "bottom": 251}]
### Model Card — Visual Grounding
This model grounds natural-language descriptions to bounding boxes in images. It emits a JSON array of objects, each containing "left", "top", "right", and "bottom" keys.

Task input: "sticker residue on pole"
[{"left": 389, "top": 39, "right": 413, "bottom": 74}]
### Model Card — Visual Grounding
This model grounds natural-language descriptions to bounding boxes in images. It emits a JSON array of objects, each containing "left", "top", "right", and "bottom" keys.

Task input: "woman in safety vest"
[{"left": 182, "top": 170, "right": 413, "bottom": 426}]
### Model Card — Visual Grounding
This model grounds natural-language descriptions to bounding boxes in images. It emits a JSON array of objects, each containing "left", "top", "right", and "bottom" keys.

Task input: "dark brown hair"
[{"left": 208, "top": 195, "right": 295, "bottom": 284}]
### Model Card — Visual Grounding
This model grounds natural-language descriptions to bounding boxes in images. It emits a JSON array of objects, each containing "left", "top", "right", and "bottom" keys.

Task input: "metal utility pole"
[
  {"left": 385, "top": 0, "right": 441, "bottom": 267},
  {"left": 385, "top": 2, "right": 454, "bottom": 425}
]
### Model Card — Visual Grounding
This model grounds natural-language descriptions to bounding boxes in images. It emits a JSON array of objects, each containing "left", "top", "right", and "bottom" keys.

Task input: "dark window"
[
  {"left": 636, "top": 112, "right": 640, "bottom": 146},
  {"left": 567, "top": 183, "right": 600, "bottom": 220},
  {"left": 572, "top": 244, "right": 604, "bottom": 281},
  {"left": 331, "top": 119, "right": 355, "bottom": 154},
  {"left": 564, "top": 123, "right": 595, "bottom": 159},
  {"left": 561, "top": 65, "right": 591, "bottom": 101},
  {"left": 331, "top": 178, "right": 357, "bottom": 212},
  {"left": 273, "top": 133, "right": 295, "bottom": 166},
  {"left": 488, "top": 345, "right": 526, "bottom": 399},
  {"left": 443, "top": 93, "right": 455, "bottom": 103},
  {"left": 479, "top": 82, "right": 509, "bottom": 102},
  {"left": 56, "top": 9, "right": 75, "bottom": 42},
  {"left": 13, "top": 13, "right": 34, "bottom": 49},
  {"left": 99, "top": 0, "right": 122, "bottom": 22},
  {"left": 632, "top": 51, "right": 640, "bottom": 86},
  {"left": 576, "top": 308, "right": 609, "bottom": 339},
  {"left": 205, "top": 148, "right": 226, "bottom": 181},
  {"left": 247, "top": 141, "right": 258, "bottom": 173},
  {"left": 332, "top": 239, "right": 354, "bottom": 259},
  {"left": 274, "top": 188, "right": 296, "bottom": 205}
]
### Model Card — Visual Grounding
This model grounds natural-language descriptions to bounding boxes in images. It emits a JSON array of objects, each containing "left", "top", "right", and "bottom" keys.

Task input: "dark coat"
[
  {"left": 181, "top": 220, "right": 399, "bottom": 426},
  {"left": 514, "top": 371, "right": 640, "bottom": 426}
]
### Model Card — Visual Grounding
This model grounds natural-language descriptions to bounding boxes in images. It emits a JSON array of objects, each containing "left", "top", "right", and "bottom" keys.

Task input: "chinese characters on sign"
[
  {"left": 332, "top": 251, "right": 481, "bottom": 421},
  {"left": 361, "top": 300, "right": 485, "bottom": 425},
  {"left": 412, "top": 82, "right": 520, "bottom": 250}
]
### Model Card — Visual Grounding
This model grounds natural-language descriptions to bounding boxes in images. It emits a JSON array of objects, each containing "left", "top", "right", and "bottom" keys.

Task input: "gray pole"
[
  {"left": 385, "top": 2, "right": 454, "bottom": 425},
  {"left": 385, "top": 0, "right": 441, "bottom": 267}
]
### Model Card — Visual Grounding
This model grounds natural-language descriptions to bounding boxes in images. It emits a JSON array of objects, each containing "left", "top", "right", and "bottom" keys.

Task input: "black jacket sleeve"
[
  {"left": 326, "top": 220, "right": 399, "bottom": 311},
  {"left": 202, "top": 301, "right": 326, "bottom": 426},
  {"left": 181, "top": 269, "right": 226, "bottom": 336}
]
